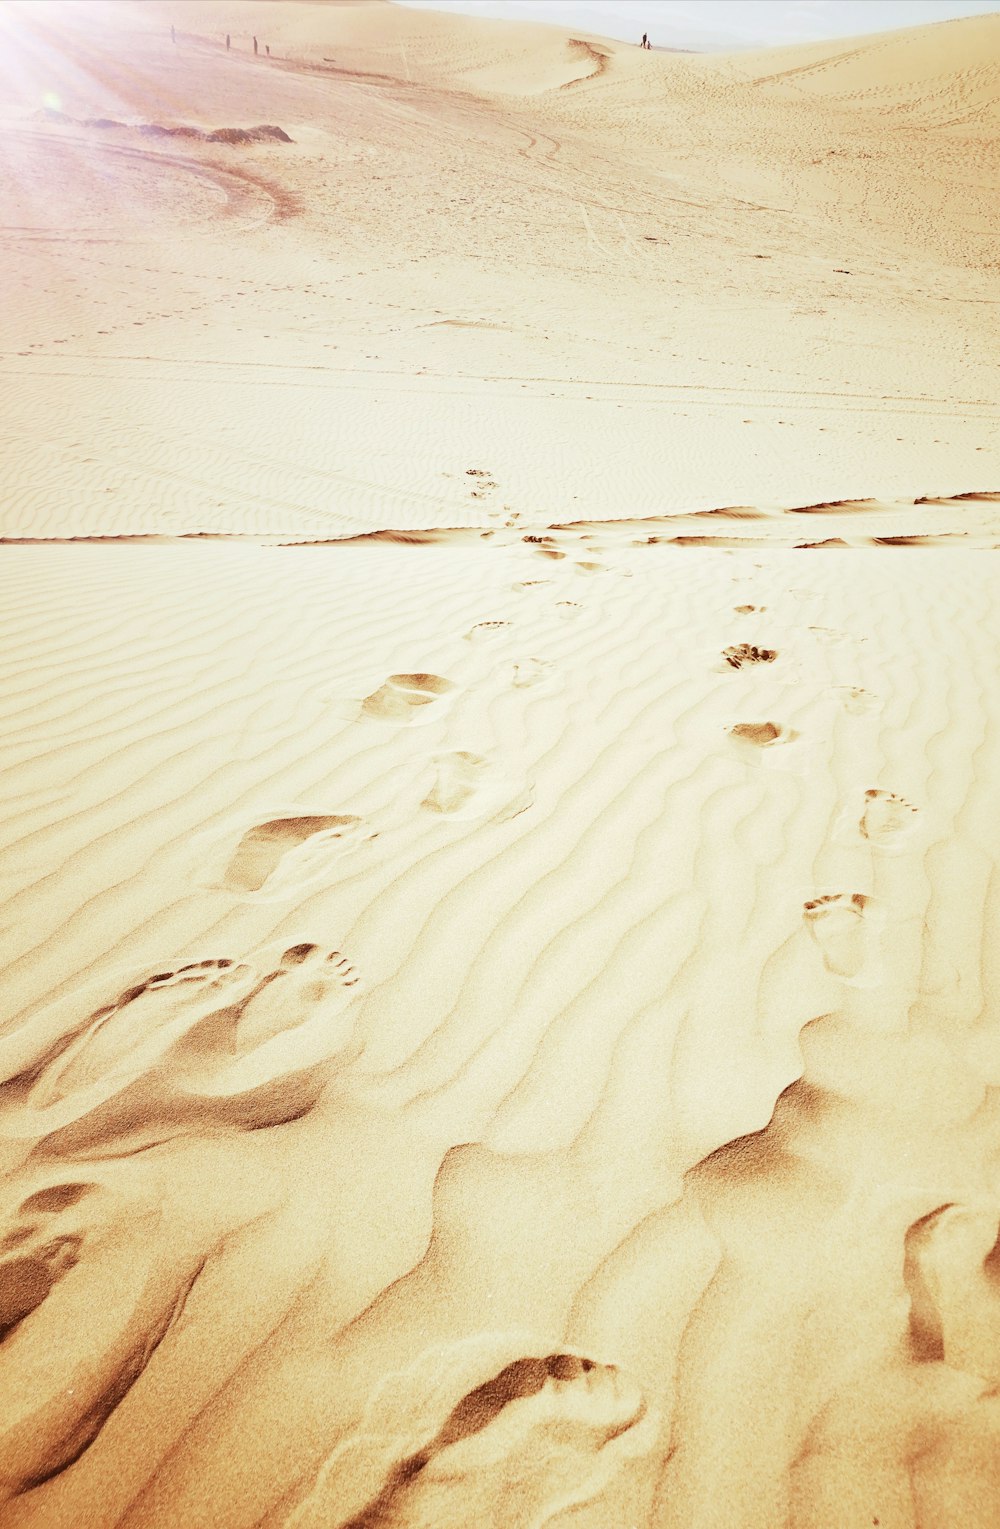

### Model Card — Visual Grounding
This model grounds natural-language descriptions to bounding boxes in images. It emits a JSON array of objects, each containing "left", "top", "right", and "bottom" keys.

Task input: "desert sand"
[{"left": 1, "top": 1, "right": 1000, "bottom": 1525}]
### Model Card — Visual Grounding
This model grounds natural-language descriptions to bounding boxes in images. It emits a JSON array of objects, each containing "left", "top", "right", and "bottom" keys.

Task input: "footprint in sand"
[
  {"left": 556, "top": 601, "right": 583, "bottom": 620},
  {"left": 464, "top": 621, "right": 512, "bottom": 643},
  {"left": 421, "top": 752, "right": 531, "bottom": 823},
  {"left": 860, "top": 789, "right": 919, "bottom": 847},
  {"left": 523, "top": 534, "right": 567, "bottom": 562},
  {"left": 722, "top": 643, "right": 778, "bottom": 670},
  {"left": 465, "top": 468, "right": 497, "bottom": 502},
  {"left": 289, "top": 1339, "right": 654, "bottom": 1529},
  {"left": 23, "top": 959, "right": 257, "bottom": 1113},
  {"left": 231, "top": 942, "right": 360, "bottom": 1052},
  {"left": 835, "top": 685, "right": 881, "bottom": 716},
  {"left": 734, "top": 604, "right": 766, "bottom": 615},
  {"left": 802, "top": 892, "right": 873, "bottom": 979},
  {"left": 362, "top": 673, "right": 456, "bottom": 724},
  {"left": 512, "top": 578, "right": 554, "bottom": 595},
  {"left": 0, "top": 1176, "right": 207, "bottom": 1498},
  {"left": 0, "top": 1181, "right": 90, "bottom": 1337},
  {"left": 224, "top": 814, "right": 375, "bottom": 895},
  {"left": 808, "top": 624, "right": 851, "bottom": 645},
  {"left": 728, "top": 721, "right": 797, "bottom": 750},
  {"left": 9, "top": 945, "right": 363, "bottom": 1155},
  {"left": 512, "top": 657, "right": 555, "bottom": 690},
  {"left": 905, "top": 1204, "right": 1000, "bottom": 1380}
]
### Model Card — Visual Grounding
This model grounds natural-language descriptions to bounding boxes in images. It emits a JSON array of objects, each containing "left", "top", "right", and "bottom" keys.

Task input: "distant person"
[
  {"left": 265, "top": 44, "right": 270, "bottom": 57},
  {"left": 641, "top": 33, "right": 647, "bottom": 48},
  {"left": 253, "top": 35, "right": 258, "bottom": 55},
  {"left": 226, "top": 33, "right": 230, "bottom": 50}
]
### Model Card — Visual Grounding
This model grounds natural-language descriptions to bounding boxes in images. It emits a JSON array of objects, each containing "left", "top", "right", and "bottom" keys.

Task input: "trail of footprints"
[
  {"left": 215, "top": 542, "right": 605, "bottom": 898},
  {"left": 718, "top": 604, "right": 916, "bottom": 995},
  {"left": 0, "top": 538, "right": 953, "bottom": 1520},
  {"left": 0, "top": 545, "right": 619, "bottom": 1509}
]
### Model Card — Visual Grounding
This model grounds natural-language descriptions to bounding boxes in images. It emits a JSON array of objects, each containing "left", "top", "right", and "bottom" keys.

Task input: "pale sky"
[{"left": 397, "top": 0, "right": 1000, "bottom": 50}]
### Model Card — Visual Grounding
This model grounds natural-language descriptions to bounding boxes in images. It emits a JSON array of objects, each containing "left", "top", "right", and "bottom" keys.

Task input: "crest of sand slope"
[{"left": 0, "top": 1, "right": 996, "bottom": 539}]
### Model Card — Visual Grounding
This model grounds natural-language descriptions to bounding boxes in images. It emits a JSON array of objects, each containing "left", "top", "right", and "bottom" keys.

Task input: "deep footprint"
[
  {"left": 723, "top": 643, "right": 778, "bottom": 669},
  {"left": 0, "top": 1184, "right": 93, "bottom": 1336},
  {"left": 224, "top": 815, "right": 373, "bottom": 894},
  {"left": 21, "top": 944, "right": 365, "bottom": 1155},
  {"left": 25, "top": 960, "right": 256, "bottom": 1111},
  {"left": 904, "top": 1204, "right": 1000, "bottom": 1379},
  {"left": 362, "top": 673, "right": 456, "bottom": 723},
  {"left": 0, "top": 1176, "right": 208, "bottom": 1500},
  {"left": 291, "top": 1345, "right": 649, "bottom": 1529}
]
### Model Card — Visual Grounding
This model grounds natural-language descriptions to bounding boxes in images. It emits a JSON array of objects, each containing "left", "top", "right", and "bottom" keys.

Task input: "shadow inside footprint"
[
  {"left": 729, "top": 721, "right": 796, "bottom": 749},
  {"left": 422, "top": 751, "right": 490, "bottom": 815},
  {"left": 723, "top": 643, "right": 778, "bottom": 669},
  {"left": 224, "top": 815, "right": 371, "bottom": 894},
  {"left": 905, "top": 1204, "right": 1000, "bottom": 1379},
  {"left": 292, "top": 1341, "right": 651, "bottom": 1529},
  {"left": 362, "top": 674, "right": 456, "bottom": 723},
  {"left": 23, "top": 960, "right": 254, "bottom": 1113},
  {"left": 16, "top": 944, "right": 364, "bottom": 1157},
  {"left": 0, "top": 1183, "right": 93, "bottom": 1336}
]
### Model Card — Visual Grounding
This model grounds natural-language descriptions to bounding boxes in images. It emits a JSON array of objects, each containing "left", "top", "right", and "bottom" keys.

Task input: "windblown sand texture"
[{"left": 2, "top": 1, "right": 1000, "bottom": 1525}]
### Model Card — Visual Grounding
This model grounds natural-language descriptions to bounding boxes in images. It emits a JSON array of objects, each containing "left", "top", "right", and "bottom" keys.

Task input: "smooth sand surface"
[{"left": 2, "top": 3, "right": 1000, "bottom": 1525}]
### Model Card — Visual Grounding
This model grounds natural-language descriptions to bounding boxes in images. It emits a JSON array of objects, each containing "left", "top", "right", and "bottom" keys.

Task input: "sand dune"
[
  {"left": 2, "top": 0, "right": 1000, "bottom": 1524},
  {"left": 0, "top": 1, "right": 997, "bottom": 535}
]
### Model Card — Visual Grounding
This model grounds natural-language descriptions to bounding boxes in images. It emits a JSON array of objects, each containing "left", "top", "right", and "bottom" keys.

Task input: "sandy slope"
[
  {"left": 0, "top": 1, "right": 997, "bottom": 534},
  {"left": 2, "top": 3, "right": 1000, "bottom": 1527}
]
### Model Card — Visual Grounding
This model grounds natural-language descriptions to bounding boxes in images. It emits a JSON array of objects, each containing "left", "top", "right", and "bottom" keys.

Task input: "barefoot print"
[
  {"left": 288, "top": 1337, "right": 655, "bottom": 1529},
  {"left": 223, "top": 814, "right": 375, "bottom": 896},
  {"left": 2, "top": 946, "right": 364, "bottom": 1156},
  {"left": 859, "top": 789, "right": 919, "bottom": 846},
  {"left": 463, "top": 621, "right": 512, "bottom": 643},
  {"left": 512, "top": 658, "right": 555, "bottom": 690},
  {"left": 362, "top": 674, "right": 456, "bottom": 724},
  {"left": 0, "top": 1176, "right": 205, "bottom": 1498},
  {"left": 421, "top": 752, "right": 532, "bottom": 823},
  {"left": 729, "top": 721, "right": 796, "bottom": 749},
  {"left": 835, "top": 686, "right": 881, "bottom": 716},
  {"left": 803, "top": 892, "right": 873, "bottom": 979},
  {"left": 723, "top": 643, "right": 778, "bottom": 670}
]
